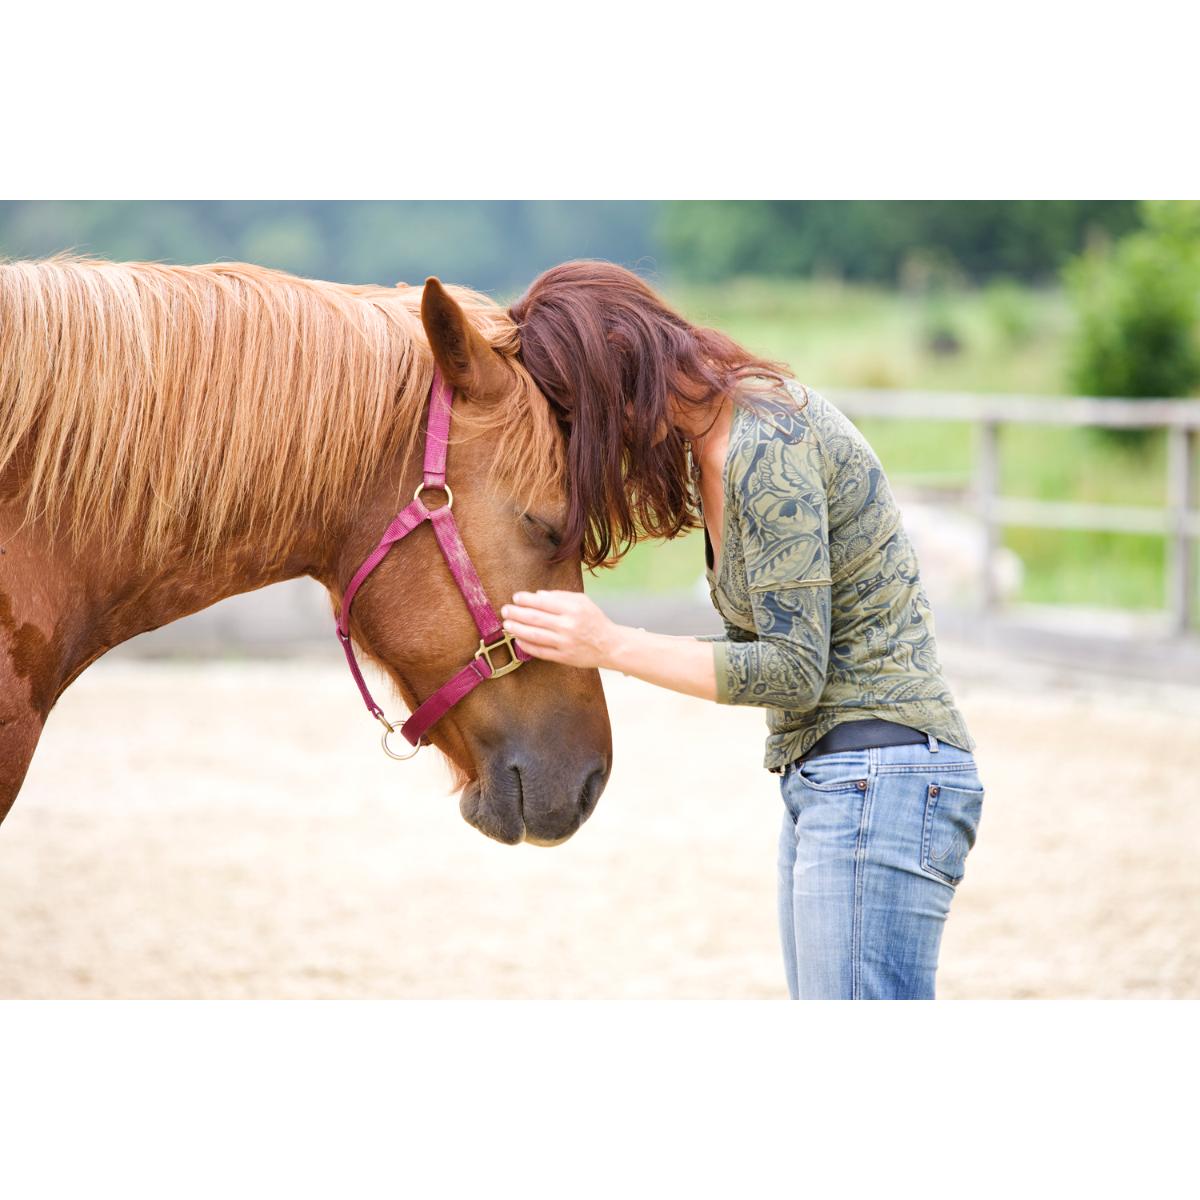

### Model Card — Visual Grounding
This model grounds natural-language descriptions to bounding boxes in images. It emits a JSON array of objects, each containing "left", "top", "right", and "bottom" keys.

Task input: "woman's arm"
[
  {"left": 500, "top": 581, "right": 830, "bottom": 712},
  {"left": 500, "top": 591, "right": 719, "bottom": 701}
]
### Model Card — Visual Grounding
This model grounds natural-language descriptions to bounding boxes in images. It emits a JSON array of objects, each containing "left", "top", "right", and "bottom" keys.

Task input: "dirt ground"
[{"left": 1, "top": 644, "right": 1197, "bottom": 999}]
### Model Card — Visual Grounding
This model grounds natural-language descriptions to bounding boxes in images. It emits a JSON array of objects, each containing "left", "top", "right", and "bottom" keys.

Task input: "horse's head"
[{"left": 333, "top": 278, "right": 611, "bottom": 846}]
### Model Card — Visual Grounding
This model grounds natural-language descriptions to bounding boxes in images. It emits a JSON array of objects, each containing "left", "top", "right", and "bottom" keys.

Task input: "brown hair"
[{"left": 508, "top": 260, "right": 789, "bottom": 569}]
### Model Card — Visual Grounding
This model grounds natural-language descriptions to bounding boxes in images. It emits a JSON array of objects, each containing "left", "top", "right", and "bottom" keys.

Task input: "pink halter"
[{"left": 336, "top": 367, "right": 529, "bottom": 759}]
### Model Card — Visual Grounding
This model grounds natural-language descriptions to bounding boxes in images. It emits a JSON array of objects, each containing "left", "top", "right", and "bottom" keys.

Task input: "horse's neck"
[
  {"left": 95, "top": 539, "right": 325, "bottom": 645},
  {"left": 0, "top": 507, "right": 332, "bottom": 715}
]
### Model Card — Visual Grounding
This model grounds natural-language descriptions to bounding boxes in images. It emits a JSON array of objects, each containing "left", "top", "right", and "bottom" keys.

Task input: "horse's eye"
[{"left": 521, "top": 512, "right": 563, "bottom": 549}]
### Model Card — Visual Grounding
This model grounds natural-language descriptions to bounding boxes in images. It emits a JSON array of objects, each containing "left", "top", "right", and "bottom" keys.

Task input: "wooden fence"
[{"left": 829, "top": 390, "right": 1200, "bottom": 636}]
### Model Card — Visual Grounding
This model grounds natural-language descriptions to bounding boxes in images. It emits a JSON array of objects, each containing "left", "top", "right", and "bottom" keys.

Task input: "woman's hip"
[{"left": 779, "top": 739, "right": 986, "bottom": 890}]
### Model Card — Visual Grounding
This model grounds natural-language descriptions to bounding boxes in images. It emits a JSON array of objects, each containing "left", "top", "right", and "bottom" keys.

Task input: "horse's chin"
[{"left": 523, "top": 831, "right": 574, "bottom": 848}]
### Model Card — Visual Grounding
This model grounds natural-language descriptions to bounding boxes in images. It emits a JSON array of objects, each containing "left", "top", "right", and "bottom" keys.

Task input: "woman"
[{"left": 499, "top": 262, "right": 985, "bottom": 1000}]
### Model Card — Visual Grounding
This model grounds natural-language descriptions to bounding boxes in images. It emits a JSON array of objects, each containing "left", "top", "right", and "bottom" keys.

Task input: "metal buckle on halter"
[{"left": 475, "top": 631, "right": 523, "bottom": 679}]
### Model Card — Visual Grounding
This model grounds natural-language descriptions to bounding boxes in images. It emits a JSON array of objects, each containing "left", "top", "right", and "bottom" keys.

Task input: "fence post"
[
  {"left": 977, "top": 420, "right": 1001, "bottom": 612},
  {"left": 1166, "top": 426, "right": 1198, "bottom": 634}
]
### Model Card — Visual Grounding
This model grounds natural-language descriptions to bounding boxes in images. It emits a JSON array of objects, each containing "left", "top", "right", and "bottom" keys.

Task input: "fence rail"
[{"left": 829, "top": 389, "right": 1200, "bottom": 635}]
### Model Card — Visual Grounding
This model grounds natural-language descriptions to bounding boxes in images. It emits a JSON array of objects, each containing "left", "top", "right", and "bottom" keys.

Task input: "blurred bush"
[
  {"left": 922, "top": 296, "right": 964, "bottom": 357},
  {"left": 984, "top": 278, "right": 1038, "bottom": 348},
  {"left": 1064, "top": 201, "right": 1200, "bottom": 443}
]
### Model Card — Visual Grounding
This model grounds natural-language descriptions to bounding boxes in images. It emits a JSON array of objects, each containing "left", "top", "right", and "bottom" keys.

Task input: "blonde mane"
[{"left": 0, "top": 256, "right": 564, "bottom": 562}]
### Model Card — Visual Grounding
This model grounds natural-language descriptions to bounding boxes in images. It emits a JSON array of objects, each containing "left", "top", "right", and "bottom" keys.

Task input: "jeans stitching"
[
  {"left": 875, "top": 763, "right": 976, "bottom": 776},
  {"left": 798, "top": 755, "right": 975, "bottom": 789},
  {"left": 850, "top": 750, "right": 877, "bottom": 1000}
]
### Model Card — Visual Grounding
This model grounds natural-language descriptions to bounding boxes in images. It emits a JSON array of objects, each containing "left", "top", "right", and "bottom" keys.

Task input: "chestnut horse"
[{"left": 0, "top": 258, "right": 611, "bottom": 845}]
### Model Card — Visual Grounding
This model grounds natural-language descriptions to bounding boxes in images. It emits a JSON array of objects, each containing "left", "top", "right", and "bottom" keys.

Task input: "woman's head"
[{"left": 508, "top": 260, "right": 788, "bottom": 568}]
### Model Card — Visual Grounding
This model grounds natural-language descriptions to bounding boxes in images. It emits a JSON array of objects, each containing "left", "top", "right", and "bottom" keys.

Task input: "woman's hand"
[{"left": 500, "top": 590, "right": 621, "bottom": 669}]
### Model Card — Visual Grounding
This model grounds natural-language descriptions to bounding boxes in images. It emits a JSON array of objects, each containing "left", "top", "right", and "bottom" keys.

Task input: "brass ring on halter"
[
  {"left": 414, "top": 482, "right": 453, "bottom": 510},
  {"left": 381, "top": 724, "right": 422, "bottom": 761}
]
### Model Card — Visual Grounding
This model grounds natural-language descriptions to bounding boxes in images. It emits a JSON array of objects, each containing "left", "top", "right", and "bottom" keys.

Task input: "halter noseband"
[{"left": 335, "top": 367, "right": 529, "bottom": 759}]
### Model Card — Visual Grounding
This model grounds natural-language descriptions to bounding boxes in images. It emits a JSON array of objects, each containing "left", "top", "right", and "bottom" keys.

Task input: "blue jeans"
[{"left": 777, "top": 734, "right": 985, "bottom": 999}]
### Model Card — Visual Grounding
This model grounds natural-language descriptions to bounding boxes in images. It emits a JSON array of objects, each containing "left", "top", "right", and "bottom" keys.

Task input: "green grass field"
[{"left": 587, "top": 278, "right": 1187, "bottom": 615}]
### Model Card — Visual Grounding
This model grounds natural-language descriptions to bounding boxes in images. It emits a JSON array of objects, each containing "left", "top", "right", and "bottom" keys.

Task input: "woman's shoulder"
[
  {"left": 746, "top": 379, "right": 886, "bottom": 477},
  {"left": 731, "top": 380, "right": 855, "bottom": 489},
  {"left": 726, "top": 379, "right": 828, "bottom": 500},
  {"left": 735, "top": 377, "right": 822, "bottom": 447},
  {"left": 729, "top": 376, "right": 891, "bottom": 501}
]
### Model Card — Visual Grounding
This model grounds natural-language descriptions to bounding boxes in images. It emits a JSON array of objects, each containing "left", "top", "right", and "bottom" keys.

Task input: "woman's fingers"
[
  {"left": 513, "top": 639, "right": 566, "bottom": 663},
  {"left": 501, "top": 619, "right": 564, "bottom": 649},
  {"left": 502, "top": 590, "right": 612, "bottom": 670},
  {"left": 500, "top": 602, "right": 568, "bottom": 630},
  {"left": 511, "top": 590, "right": 578, "bottom": 615}
]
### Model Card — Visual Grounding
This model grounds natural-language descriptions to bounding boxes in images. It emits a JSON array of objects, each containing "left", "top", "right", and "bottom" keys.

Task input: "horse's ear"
[{"left": 421, "top": 277, "right": 513, "bottom": 404}]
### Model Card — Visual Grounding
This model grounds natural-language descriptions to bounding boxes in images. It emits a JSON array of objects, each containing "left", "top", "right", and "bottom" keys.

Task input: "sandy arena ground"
[{"left": 1, "top": 645, "right": 1197, "bottom": 999}]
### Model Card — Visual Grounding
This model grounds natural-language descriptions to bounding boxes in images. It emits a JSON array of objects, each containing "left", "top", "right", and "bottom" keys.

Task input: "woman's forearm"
[
  {"left": 604, "top": 627, "right": 718, "bottom": 701},
  {"left": 500, "top": 590, "right": 718, "bottom": 702},
  {"left": 500, "top": 589, "right": 819, "bottom": 708}
]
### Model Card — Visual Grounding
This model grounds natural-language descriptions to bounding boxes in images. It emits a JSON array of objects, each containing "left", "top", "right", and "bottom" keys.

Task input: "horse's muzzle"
[{"left": 459, "top": 752, "right": 610, "bottom": 846}]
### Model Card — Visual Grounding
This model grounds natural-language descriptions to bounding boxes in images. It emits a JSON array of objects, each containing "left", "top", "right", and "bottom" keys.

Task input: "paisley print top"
[{"left": 698, "top": 380, "right": 976, "bottom": 771}]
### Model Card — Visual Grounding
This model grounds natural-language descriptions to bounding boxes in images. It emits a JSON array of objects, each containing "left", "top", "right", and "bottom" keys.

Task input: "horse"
[{"left": 0, "top": 257, "right": 612, "bottom": 846}]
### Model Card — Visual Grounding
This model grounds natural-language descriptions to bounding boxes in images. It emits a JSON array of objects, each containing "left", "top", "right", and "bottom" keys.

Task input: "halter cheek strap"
[{"left": 335, "top": 367, "right": 529, "bottom": 758}]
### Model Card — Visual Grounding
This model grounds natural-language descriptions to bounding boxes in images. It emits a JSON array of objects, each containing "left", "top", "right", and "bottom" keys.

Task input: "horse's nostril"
[
  {"left": 579, "top": 766, "right": 607, "bottom": 820},
  {"left": 510, "top": 762, "right": 526, "bottom": 816}
]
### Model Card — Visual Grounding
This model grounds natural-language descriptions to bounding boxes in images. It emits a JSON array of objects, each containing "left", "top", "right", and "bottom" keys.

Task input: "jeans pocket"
[
  {"left": 920, "top": 779, "right": 984, "bottom": 885},
  {"left": 793, "top": 752, "right": 871, "bottom": 793}
]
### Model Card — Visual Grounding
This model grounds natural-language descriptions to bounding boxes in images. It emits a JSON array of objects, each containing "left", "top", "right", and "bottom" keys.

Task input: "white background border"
[{"left": 2, "top": 5, "right": 1196, "bottom": 1194}]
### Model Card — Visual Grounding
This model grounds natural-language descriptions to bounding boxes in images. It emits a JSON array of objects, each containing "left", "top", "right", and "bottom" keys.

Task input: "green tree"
[
  {"left": 1065, "top": 201, "right": 1200, "bottom": 402},
  {"left": 660, "top": 201, "right": 1141, "bottom": 284}
]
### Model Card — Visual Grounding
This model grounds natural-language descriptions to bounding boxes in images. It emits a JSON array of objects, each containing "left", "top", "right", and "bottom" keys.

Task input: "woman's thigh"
[{"left": 778, "top": 741, "right": 985, "bottom": 1000}]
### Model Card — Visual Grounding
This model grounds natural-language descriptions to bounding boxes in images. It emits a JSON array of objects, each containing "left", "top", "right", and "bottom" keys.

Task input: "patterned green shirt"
[{"left": 698, "top": 380, "right": 976, "bottom": 771}]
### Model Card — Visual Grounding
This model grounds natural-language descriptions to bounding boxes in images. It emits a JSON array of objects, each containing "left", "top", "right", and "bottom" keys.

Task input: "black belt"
[{"left": 777, "top": 718, "right": 929, "bottom": 773}]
